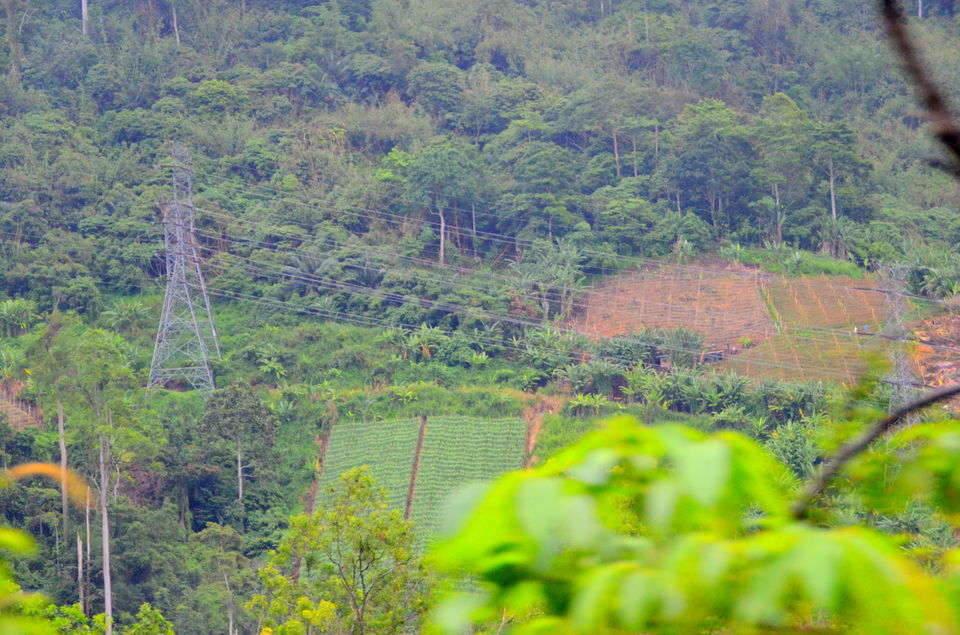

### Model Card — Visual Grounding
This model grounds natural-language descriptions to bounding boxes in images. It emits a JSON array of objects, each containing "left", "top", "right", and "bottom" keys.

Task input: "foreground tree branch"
[
  {"left": 792, "top": 382, "right": 960, "bottom": 519},
  {"left": 881, "top": 0, "right": 960, "bottom": 168},
  {"left": 789, "top": 0, "right": 960, "bottom": 518}
]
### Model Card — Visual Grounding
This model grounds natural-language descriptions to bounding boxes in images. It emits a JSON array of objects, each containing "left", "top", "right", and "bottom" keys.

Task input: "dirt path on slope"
[
  {"left": 302, "top": 428, "right": 332, "bottom": 517},
  {"left": 405, "top": 414, "right": 428, "bottom": 520},
  {"left": 524, "top": 395, "right": 564, "bottom": 467}
]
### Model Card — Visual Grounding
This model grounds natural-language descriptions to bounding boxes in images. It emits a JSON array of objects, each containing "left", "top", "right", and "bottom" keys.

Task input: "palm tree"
[
  {"left": 281, "top": 253, "right": 337, "bottom": 297},
  {"left": 0, "top": 299, "right": 37, "bottom": 337},
  {"left": 101, "top": 300, "right": 149, "bottom": 335}
]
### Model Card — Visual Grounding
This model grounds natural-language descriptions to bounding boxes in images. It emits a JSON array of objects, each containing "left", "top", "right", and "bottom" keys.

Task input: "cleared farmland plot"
[
  {"left": 574, "top": 264, "right": 898, "bottom": 384},
  {"left": 719, "top": 332, "right": 878, "bottom": 384},
  {"left": 765, "top": 276, "right": 886, "bottom": 329},
  {"left": 317, "top": 416, "right": 526, "bottom": 545},
  {"left": 411, "top": 416, "right": 526, "bottom": 546},
  {"left": 574, "top": 265, "right": 775, "bottom": 350},
  {"left": 318, "top": 418, "right": 420, "bottom": 510}
]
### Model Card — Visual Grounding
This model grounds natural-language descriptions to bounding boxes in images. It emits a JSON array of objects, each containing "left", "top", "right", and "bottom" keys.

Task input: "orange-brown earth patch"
[
  {"left": 572, "top": 263, "right": 774, "bottom": 352},
  {"left": 572, "top": 263, "right": 896, "bottom": 383},
  {"left": 914, "top": 315, "right": 960, "bottom": 407}
]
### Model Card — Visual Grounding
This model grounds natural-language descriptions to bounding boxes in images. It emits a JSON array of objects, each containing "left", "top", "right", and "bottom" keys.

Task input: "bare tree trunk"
[
  {"left": 611, "top": 129, "right": 622, "bottom": 178},
  {"left": 918, "top": 0, "right": 924, "bottom": 18},
  {"left": 773, "top": 183, "right": 783, "bottom": 245},
  {"left": 84, "top": 490, "right": 90, "bottom": 614},
  {"left": 644, "top": 1, "right": 650, "bottom": 43},
  {"left": 81, "top": 0, "right": 88, "bottom": 35},
  {"left": 171, "top": 2, "right": 180, "bottom": 45},
  {"left": 3, "top": 0, "right": 22, "bottom": 81},
  {"left": 405, "top": 415, "right": 427, "bottom": 520},
  {"left": 58, "top": 401, "right": 69, "bottom": 537},
  {"left": 224, "top": 572, "right": 235, "bottom": 634},
  {"left": 98, "top": 434, "right": 113, "bottom": 635},
  {"left": 654, "top": 125, "right": 660, "bottom": 166},
  {"left": 827, "top": 157, "right": 837, "bottom": 222},
  {"left": 437, "top": 209, "right": 446, "bottom": 265},
  {"left": 236, "top": 437, "right": 243, "bottom": 501},
  {"left": 77, "top": 533, "right": 85, "bottom": 613},
  {"left": 471, "top": 204, "right": 477, "bottom": 258}
]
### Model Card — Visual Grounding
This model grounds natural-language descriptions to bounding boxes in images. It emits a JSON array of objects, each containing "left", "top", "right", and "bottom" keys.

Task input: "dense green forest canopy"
[
  {"left": 1, "top": 0, "right": 960, "bottom": 633},
  {"left": 1, "top": 0, "right": 960, "bottom": 312}
]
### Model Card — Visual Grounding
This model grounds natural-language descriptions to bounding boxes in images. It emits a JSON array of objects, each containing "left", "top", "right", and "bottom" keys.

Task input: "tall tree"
[
  {"left": 3, "top": 0, "right": 23, "bottom": 81},
  {"left": 405, "top": 141, "right": 481, "bottom": 264},
  {"left": 751, "top": 93, "right": 812, "bottom": 244},
  {"left": 249, "top": 467, "right": 429, "bottom": 635},
  {"left": 664, "top": 99, "right": 756, "bottom": 235},
  {"left": 807, "top": 121, "right": 868, "bottom": 256},
  {"left": 199, "top": 383, "right": 278, "bottom": 505},
  {"left": 24, "top": 313, "right": 83, "bottom": 602},
  {"left": 55, "top": 328, "right": 141, "bottom": 635}
]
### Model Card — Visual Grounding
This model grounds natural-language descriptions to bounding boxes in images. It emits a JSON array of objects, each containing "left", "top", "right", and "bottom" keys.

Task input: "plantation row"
[{"left": 318, "top": 416, "right": 527, "bottom": 544}]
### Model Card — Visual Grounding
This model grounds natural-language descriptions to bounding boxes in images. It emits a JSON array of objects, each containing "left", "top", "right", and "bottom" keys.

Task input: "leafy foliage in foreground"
[
  {"left": 433, "top": 417, "right": 960, "bottom": 633},
  {"left": 318, "top": 416, "right": 527, "bottom": 545},
  {"left": 250, "top": 467, "right": 428, "bottom": 634}
]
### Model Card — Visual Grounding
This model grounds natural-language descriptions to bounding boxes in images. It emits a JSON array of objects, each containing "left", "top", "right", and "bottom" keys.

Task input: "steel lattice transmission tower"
[
  {"left": 148, "top": 145, "right": 221, "bottom": 392},
  {"left": 880, "top": 264, "right": 920, "bottom": 418}
]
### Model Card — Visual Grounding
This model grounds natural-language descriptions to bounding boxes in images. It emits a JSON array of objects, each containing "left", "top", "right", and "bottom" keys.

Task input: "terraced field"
[
  {"left": 764, "top": 276, "right": 885, "bottom": 329},
  {"left": 573, "top": 263, "right": 900, "bottom": 384},
  {"left": 317, "top": 418, "right": 420, "bottom": 510},
  {"left": 316, "top": 416, "right": 527, "bottom": 546},
  {"left": 411, "top": 416, "right": 526, "bottom": 544},
  {"left": 574, "top": 264, "right": 774, "bottom": 350},
  {"left": 719, "top": 332, "right": 877, "bottom": 384}
]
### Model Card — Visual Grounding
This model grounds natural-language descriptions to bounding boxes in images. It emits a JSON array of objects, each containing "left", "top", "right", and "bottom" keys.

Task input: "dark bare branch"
[
  {"left": 792, "top": 382, "right": 960, "bottom": 519},
  {"left": 881, "top": 0, "right": 960, "bottom": 167}
]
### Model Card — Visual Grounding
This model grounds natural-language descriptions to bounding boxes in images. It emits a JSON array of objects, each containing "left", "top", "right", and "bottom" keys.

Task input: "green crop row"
[
  {"left": 316, "top": 416, "right": 527, "bottom": 547},
  {"left": 317, "top": 418, "right": 421, "bottom": 511},
  {"left": 411, "top": 417, "right": 526, "bottom": 545}
]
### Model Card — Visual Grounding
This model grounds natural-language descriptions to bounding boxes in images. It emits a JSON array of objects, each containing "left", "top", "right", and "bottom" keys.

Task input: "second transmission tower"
[
  {"left": 881, "top": 264, "right": 920, "bottom": 419},
  {"left": 148, "top": 145, "right": 221, "bottom": 393}
]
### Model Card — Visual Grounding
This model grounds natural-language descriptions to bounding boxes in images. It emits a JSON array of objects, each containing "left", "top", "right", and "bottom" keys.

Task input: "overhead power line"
[
  {"left": 194, "top": 170, "right": 944, "bottom": 304},
  {"left": 188, "top": 210, "right": 960, "bottom": 357},
  {"left": 195, "top": 245, "right": 869, "bottom": 379}
]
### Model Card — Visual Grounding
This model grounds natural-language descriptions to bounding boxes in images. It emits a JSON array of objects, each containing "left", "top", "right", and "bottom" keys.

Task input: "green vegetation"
[
  {"left": 251, "top": 467, "right": 427, "bottom": 635},
  {"left": 318, "top": 418, "right": 420, "bottom": 512},
  {"left": 318, "top": 416, "right": 527, "bottom": 545},
  {"left": 412, "top": 416, "right": 526, "bottom": 543},
  {"left": 0, "top": 0, "right": 957, "bottom": 632},
  {"left": 432, "top": 409, "right": 960, "bottom": 634}
]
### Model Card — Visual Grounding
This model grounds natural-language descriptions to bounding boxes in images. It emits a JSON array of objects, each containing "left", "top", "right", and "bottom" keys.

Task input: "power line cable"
[
  {"left": 198, "top": 245, "right": 865, "bottom": 378},
  {"left": 194, "top": 170, "right": 946, "bottom": 304},
  {"left": 199, "top": 283, "right": 854, "bottom": 383},
  {"left": 189, "top": 211, "right": 956, "bottom": 355}
]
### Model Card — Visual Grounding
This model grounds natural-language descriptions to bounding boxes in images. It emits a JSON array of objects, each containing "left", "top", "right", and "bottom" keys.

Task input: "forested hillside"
[
  {"left": 2, "top": 0, "right": 960, "bottom": 308},
  {"left": 1, "top": 0, "right": 960, "bottom": 633}
]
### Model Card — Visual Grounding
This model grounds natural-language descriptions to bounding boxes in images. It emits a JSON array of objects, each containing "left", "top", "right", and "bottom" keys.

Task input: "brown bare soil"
[
  {"left": 302, "top": 431, "right": 330, "bottom": 517},
  {"left": 765, "top": 276, "right": 886, "bottom": 328},
  {"left": 573, "top": 263, "right": 774, "bottom": 352},
  {"left": 913, "top": 315, "right": 960, "bottom": 408},
  {"left": 572, "top": 263, "right": 894, "bottom": 383},
  {"left": 404, "top": 415, "right": 428, "bottom": 520},
  {"left": 523, "top": 395, "right": 564, "bottom": 467},
  {"left": 718, "top": 333, "right": 877, "bottom": 384}
]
